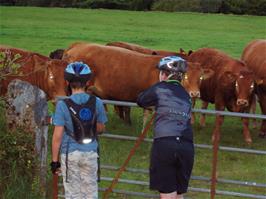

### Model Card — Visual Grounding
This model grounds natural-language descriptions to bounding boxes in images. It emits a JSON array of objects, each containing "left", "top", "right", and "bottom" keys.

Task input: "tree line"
[{"left": 1, "top": 0, "right": 265, "bottom": 16}]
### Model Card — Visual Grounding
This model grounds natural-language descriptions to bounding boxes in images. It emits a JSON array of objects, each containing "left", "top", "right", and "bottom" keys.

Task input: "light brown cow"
[
  {"left": 62, "top": 42, "right": 213, "bottom": 125},
  {"left": 106, "top": 42, "right": 205, "bottom": 124},
  {"left": 0, "top": 46, "right": 67, "bottom": 100},
  {"left": 188, "top": 48, "right": 255, "bottom": 144},
  {"left": 241, "top": 39, "right": 266, "bottom": 138}
]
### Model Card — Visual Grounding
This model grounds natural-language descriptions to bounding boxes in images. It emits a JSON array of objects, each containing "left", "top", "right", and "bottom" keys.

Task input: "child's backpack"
[{"left": 63, "top": 95, "right": 97, "bottom": 144}]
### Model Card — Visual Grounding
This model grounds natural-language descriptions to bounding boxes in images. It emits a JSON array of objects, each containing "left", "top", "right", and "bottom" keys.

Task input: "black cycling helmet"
[
  {"left": 157, "top": 56, "right": 187, "bottom": 74},
  {"left": 64, "top": 61, "right": 92, "bottom": 83}
]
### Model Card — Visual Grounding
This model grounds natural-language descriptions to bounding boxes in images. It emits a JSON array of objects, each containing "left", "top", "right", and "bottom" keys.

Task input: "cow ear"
[
  {"left": 188, "top": 50, "right": 193, "bottom": 56},
  {"left": 255, "top": 78, "right": 263, "bottom": 85},
  {"left": 33, "top": 54, "right": 47, "bottom": 68},
  {"left": 179, "top": 48, "right": 185, "bottom": 54},
  {"left": 202, "top": 68, "right": 214, "bottom": 80}
]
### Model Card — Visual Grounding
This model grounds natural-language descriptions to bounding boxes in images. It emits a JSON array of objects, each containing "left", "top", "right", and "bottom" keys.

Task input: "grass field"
[{"left": 0, "top": 6, "right": 266, "bottom": 199}]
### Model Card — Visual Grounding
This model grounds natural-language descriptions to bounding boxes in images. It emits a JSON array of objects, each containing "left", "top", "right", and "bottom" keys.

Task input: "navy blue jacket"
[{"left": 137, "top": 80, "right": 193, "bottom": 141}]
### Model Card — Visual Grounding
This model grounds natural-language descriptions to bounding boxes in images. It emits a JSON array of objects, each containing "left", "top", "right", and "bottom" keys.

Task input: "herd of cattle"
[{"left": 0, "top": 40, "right": 265, "bottom": 144}]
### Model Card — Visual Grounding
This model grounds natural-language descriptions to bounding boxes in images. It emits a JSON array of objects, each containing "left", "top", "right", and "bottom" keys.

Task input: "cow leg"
[
  {"left": 200, "top": 101, "right": 209, "bottom": 127},
  {"left": 241, "top": 117, "right": 252, "bottom": 144},
  {"left": 113, "top": 106, "right": 131, "bottom": 125},
  {"left": 257, "top": 92, "right": 266, "bottom": 138},
  {"left": 104, "top": 104, "right": 108, "bottom": 113},
  {"left": 114, "top": 105, "right": 122, "bottom": 119},
  {"left": 191, "top": 98, "right": 196, "bottom": 124},
  {"left": 123, "top": 106, "right": 131, "bottom": 125},
  {"left": 212, "top": 100, "right": 225, "bottom": 143}
]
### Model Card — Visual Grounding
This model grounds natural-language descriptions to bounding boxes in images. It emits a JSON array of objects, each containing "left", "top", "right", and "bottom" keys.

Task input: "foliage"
[
  {"left": 0, "top": 103, "right": 41, "bottom": 198},
  {"left": 219, "top": 0, "right": 266, "bottom": 16},
  {"left": 1, "top": 0, "right": 266, "bottom": 15},
  {"left": 0, "top": 50, "right": 22, "bottom": 80},
  {"left": 152, "top": 0, "right": 202, "bottom": 12}
]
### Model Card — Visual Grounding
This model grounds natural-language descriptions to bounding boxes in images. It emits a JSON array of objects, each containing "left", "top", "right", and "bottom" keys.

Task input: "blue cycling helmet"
[
  {"left": 64, "top": 61, "right": 92, "bottom": 83},
  {"left": 157, "top": 56, "right": 187, "bottom": 73}
]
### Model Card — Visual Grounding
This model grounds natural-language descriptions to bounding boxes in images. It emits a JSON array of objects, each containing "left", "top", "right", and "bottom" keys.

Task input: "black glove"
[{"left": 50, "top": 161, "right": 61, "bottom": 174}]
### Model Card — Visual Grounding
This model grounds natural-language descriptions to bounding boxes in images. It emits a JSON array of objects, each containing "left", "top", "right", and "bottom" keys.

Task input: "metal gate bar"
[
  {"left": 100, "top": 177, "right": 266, "bottom": 199},
  {"left": 100, "top": 133, "right": 266, "bottom": 155},
  {"left": 102, "top": 100, "right": 266, "bottom": 119},
  {"left": 101, "top": 164, "right": 266, "bottom": 188}
]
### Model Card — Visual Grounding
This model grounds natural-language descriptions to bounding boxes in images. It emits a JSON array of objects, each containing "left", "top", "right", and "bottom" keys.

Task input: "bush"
[
  {"left": 152, "top": 0, "right": 201, "bottom": 12},
  {"left": 200, "top": 0, "right": 222, "bottom": 13},
  {"left": 0, "top": 103, "right": 39, "bottom": 197},
  {"left": 219, "top": 0, "right": 266, "bottom": 15}
]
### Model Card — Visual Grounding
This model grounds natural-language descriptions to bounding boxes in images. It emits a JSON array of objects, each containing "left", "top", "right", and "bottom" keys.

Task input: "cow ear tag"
[{"left": 255, "top": 78, "right": 263, "bottom": 85}]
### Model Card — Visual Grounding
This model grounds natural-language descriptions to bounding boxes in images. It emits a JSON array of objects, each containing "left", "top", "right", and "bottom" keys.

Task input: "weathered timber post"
[{"left": 5, "top": 79, "right": 49, "bottom": 196}]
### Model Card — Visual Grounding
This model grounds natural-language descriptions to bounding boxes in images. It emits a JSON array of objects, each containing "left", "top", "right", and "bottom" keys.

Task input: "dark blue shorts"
[{"left": 150, "top": 136, "right": 194, "bottom": 194}]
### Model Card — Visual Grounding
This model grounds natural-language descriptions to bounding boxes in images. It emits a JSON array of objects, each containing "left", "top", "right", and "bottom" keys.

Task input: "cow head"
[
  {"left": 33, "top": 55, "right": 67, "bottom": 100},
  {"left": 182, "top": 62, "right": 214, "bottom": 99},
  {"left": 47, "top": 59, "right": 68, "bottom": 99},
  {"left": 235, "top": 69, "right": 255, "bottom": 107},
  {"left": 223, "top": 69, "right": 255, "bottom": 108}
]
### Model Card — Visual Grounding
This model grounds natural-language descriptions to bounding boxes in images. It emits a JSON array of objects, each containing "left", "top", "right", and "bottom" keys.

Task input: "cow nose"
[
  {"left": 237, "top": 99, "right": 249, "bottom": 107},
  {"left": 189, "top": 91, "right": 200, "bottom": 98}
]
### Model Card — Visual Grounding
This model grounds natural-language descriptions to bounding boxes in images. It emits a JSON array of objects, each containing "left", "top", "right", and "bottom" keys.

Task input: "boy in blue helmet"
[
  {"left": 137, "top": 56, "right": 194, "bottom": 199},
  {"left": 51, "top": 61, "right": 107, "bottom": 199}
]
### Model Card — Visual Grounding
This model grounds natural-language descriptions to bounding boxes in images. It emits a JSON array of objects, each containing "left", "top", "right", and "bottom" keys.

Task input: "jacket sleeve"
[{"left": 137, "top": 84, "right": 158, "bottom": 108}]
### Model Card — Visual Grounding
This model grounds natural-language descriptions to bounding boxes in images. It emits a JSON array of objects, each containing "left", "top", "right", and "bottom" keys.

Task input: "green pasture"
[{"left": 0, "top": 6, "right": 266, "bottom": 199}]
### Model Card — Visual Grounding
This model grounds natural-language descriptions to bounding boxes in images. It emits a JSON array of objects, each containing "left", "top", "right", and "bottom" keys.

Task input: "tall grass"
[{"left": 0, "top": 6, "right": 266, "bottom": 198}]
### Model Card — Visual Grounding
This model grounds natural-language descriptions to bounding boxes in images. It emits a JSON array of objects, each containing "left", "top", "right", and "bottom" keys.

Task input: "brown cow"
[
  {"left": 106, "top": 41, "right": 201, "bottom": 124},
  {"left": 241, "top": 39, "right": 266, "bottom": 138},
  {"left": 106, "top": 41, "right": 190, "bottom": 57},
  {"left": 62, "top": 42, "right": 213, "bottom": 124},
  {"left": 188, "top": 48, "right": 255, "bottom": 144},
  {"left": 0, "top": 46, "right": 67, "bottom": 100}
]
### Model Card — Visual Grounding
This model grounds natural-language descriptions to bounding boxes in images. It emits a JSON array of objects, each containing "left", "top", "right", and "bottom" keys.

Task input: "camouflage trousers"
[{"left": 61, "top": 151, "right": 98, "bottom": 199}]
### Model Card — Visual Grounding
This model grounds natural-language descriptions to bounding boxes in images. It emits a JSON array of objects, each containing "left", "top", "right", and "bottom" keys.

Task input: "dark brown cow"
[
  {"left": 0, "top": 46, "right": 67, "bottom": 100},
  {"left": 62, "top": 42, "right": 213, "bottom": 124},
  {"left": 106, "top": 41, "right": 189, "bottom": 57},
  {"left": 188, "top": 48, "right": 255, "bottom": 144},
  {"left": 241, "top": 39, "right": 266, "bottom": 138}
]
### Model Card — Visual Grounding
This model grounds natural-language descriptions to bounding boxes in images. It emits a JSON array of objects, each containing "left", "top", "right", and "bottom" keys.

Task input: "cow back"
[
  {"left": 106, "top": 41, "right": 157, "bottom": 55},
  {"left": 63, "top": 43, "right": 161, "bottom": 101},
  {"left": 241, "top": 39, "right": 266, "bottom": 83}
]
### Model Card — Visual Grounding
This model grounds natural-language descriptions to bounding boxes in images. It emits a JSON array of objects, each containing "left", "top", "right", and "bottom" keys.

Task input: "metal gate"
[{"left": 53, "top": 100, "right": 266, "bottom": 199}]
